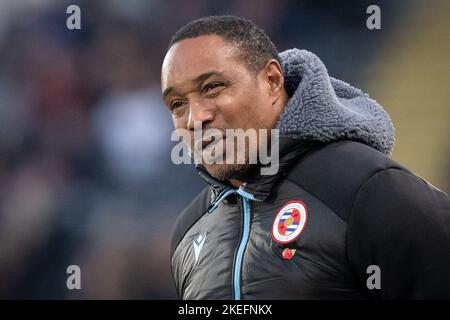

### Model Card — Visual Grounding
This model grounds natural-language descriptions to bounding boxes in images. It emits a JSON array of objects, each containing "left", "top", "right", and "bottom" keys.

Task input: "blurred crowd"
[{"left": 0, "top": 0, "right": 444, "bottom": 299}]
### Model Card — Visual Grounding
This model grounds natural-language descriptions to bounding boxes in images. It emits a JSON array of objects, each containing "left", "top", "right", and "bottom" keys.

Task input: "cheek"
[
  {"left": 244, "top": 95, "right": 272, "bottom": 129},
  {"left": 173, "top": 113, "right": 189, "bottom": 130},
  {"left": 250, "top": 90, "right": 277, "bottom": 128},
  {"left": 174, "top": 127, "right": 195, "bottom": 151},
  {"left": 215, "top": 91, "right": 258, "bottom": 127},
  {"left": 214, "top": 91, "right": 236, "bottom": 110}
]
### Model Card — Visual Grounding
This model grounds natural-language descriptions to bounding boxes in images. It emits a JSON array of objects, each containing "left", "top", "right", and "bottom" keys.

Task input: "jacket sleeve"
[{"left": 347, "top": 168, "right": 450, "bottom": 299}]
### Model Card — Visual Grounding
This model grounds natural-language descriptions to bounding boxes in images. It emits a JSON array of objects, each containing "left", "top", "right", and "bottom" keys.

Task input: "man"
[{"left": 161, "top": 15, "right": 450, "bottom": 299}]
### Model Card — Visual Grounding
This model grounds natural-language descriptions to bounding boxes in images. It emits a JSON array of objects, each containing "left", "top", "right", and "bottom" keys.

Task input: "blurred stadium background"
[{"left": 0, "top": 0, "right": 448, "bottom": 299}]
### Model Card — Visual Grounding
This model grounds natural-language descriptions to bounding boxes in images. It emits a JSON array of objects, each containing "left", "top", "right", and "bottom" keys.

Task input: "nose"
[{"left": 187, "top": 99, "right": 215, "bottom": 131}]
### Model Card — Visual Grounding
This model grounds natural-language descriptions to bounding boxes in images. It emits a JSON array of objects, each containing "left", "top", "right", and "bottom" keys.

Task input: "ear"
[{"left": 262, "top": 59, "right": 285, "bottom": 105}]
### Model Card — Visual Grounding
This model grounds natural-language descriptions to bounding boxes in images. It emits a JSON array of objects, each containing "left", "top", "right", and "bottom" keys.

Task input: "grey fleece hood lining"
[{"left": 276, "top": 49, "right": 395, "bottom": 155}]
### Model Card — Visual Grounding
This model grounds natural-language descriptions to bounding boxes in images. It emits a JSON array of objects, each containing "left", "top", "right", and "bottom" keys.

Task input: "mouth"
[
  {"left": 195, "top": 135, "right": 224, "bottom": 152},
  {"left": 192, "top": 135, "right": 225, "bottom": 164},
  {"left": 202, "top": 139, "right": 214, "bottom": 150}
]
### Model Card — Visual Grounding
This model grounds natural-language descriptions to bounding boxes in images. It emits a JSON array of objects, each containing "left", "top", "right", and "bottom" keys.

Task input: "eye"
[
  {"left": 202, "top": 82, "right": 224, "bottom": 94},
  {"left": 170, "top": 100, "right": 185, "bottom": 112}
]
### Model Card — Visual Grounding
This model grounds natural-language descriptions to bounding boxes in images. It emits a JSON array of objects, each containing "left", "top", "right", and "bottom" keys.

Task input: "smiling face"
[{"left": 161, "top": 34, "right": 287, "bottom": 181}]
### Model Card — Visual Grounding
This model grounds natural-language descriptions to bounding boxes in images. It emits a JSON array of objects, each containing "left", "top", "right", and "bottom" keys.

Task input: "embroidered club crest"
[{"left": 272, "top": 201, "right": 308, "bottom": 244}]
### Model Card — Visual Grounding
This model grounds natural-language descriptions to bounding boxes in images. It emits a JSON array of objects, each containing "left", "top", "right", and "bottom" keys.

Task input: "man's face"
[{"left": 161, "top": 34, "right": 283, "bottom": 181}]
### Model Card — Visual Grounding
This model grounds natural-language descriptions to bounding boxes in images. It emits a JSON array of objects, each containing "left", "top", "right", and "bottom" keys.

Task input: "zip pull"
[
  {"left": 236, "top": 186, "right": 263, "bottom": 202},
  {"left": 207, "top": 185, "right": 262, "bottom": 214},
  {"left": 207, "top": 189, "right": 236, "bottom": 213}
]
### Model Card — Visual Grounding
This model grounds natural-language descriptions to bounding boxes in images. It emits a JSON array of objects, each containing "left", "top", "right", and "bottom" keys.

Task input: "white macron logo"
[{"left": 193, "top": 234, "right": 206, "bottom": 263}]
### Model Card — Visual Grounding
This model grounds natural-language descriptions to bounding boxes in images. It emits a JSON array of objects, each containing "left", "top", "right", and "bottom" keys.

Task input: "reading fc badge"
[{"left": 272, "top": 201, "right": 308, "bottom": 244}]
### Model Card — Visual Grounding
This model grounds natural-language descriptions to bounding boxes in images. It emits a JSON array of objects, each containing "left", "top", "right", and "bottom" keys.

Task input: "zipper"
[
  {"left": 207, "top": 188, "right": 235, "bottom": 213},
  {"left": 206, "top": 185, "right": 260, "bottom": 300},
  {"left": 231, "top": 187, "right": 262, "bottom": 300},
  {"left": 232, "top": 196, "right": 251, "bottom": 300}
]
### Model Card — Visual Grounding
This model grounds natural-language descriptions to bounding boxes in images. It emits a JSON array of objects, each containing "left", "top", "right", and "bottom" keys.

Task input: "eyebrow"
[{"left": 162, "top": 71, "right": 224, "bottom": 100}]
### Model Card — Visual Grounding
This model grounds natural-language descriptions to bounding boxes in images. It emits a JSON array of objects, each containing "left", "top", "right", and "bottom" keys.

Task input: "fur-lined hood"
[{"left": 277, "top": 49, "right": 395, "bottom": 155}]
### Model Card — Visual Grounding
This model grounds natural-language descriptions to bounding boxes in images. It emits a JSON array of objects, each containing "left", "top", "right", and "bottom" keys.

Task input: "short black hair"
[{"left": 168, "top": 15, "right": 279, "bottom": 73}]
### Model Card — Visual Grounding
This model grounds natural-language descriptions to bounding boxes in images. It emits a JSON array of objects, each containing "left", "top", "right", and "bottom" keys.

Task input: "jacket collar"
[{"left": 196, "top": 138, "right": 320, "bottom": 201}]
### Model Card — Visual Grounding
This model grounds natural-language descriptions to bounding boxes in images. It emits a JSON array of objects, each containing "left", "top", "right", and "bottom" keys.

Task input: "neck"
[{"left": 229, "top": 179, "right": 244, "bottom": 188}]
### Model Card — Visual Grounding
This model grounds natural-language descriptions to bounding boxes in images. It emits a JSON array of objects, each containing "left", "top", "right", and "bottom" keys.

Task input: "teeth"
[
  {"left": 203, "top": 138, "right": 225, "bottom": 163},
  {"left": 192, "top": 132, "right": 226, "bottom": 164},
  {"left": 203, "top": 139, "right": 220, "bottom": 151},
  {"left": 194, "top": 136, "right": 222, "bottom": 151}
]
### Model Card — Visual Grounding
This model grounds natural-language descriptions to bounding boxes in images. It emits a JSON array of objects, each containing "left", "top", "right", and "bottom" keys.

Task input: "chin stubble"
[{"left": 205, "top": 163, "right": 258, "bottom": 181}]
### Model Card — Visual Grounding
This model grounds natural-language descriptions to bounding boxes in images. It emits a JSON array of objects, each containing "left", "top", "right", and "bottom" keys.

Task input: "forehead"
[{"left": 161, "top": 35, "right": 242, "bottom": 91}]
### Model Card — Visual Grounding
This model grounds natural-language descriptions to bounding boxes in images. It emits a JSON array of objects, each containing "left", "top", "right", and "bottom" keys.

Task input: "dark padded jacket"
[{"left": 169, "top": 49, "right": 450, "bottom": 300}]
